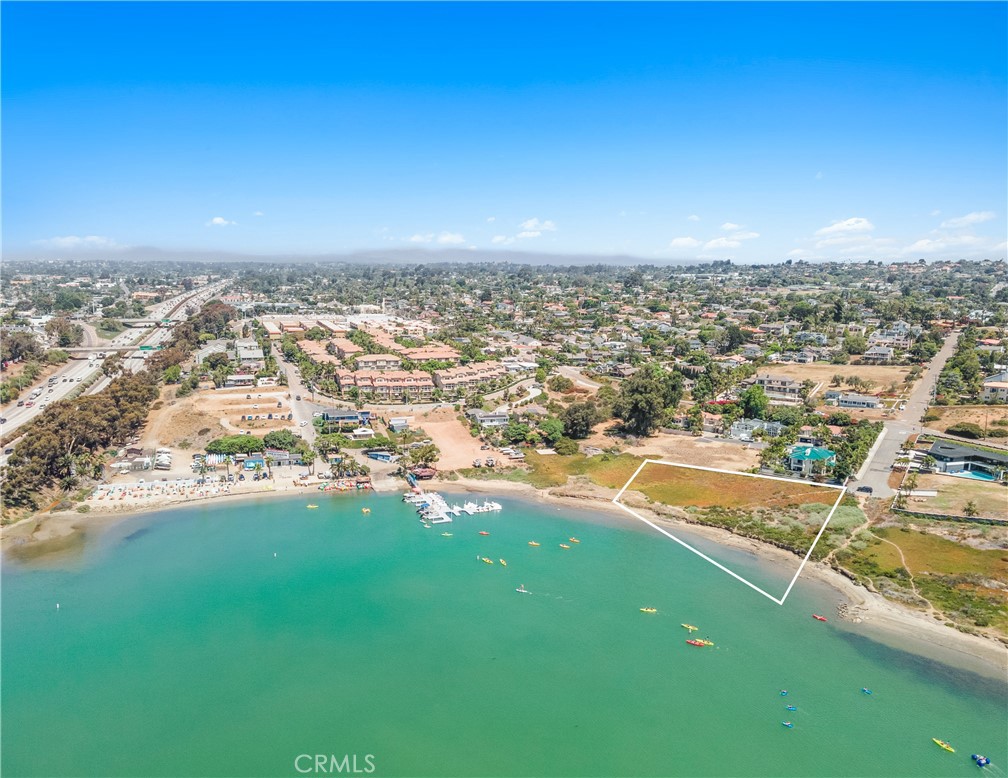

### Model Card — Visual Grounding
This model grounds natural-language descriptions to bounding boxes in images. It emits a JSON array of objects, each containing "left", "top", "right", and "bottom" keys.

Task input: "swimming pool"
[{"left": 949, "top": 469, "right": 997, "bottom": 481}]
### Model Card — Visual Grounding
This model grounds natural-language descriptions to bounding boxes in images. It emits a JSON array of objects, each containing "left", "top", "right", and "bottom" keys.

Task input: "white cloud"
[
  {"left": 687, "top": 214, "right": 700, "bottom": 222},
  {"left": 732, "top": 231, "right": 760, "bottom": 240},
  {"left": 814, "top": 217, "right": 874, "bottom": 237},
  {"left": 704, "top": 237, "right": 741, "bottom": 250},
  {"left": 34, "top": 235, "right": 123, "bottom": 250},
  {"left": 517, "top": 230, "right": 541, "bottom": 239},
  {"left": 815, "top": 171, "right": 824, "bottom": 180},
  {"left": 930, "top": 209, "right": 942, "bottom": 217},
  {"left": 253, "top": 210, "right": 264, "bottom": 217},
  {"left": 437, "top": 231, "right": 465, "bottom": 245},
  {"left": 720, "top": 222, "right": 741, "bottom": 231},
  {"left": 206, "top": 216, "right": 236, "bottom": 227},
  {"left": 940, "top": 211, "right": 995, "bottom": 229},
  {"left": 668, "top": 236, "right": 701, "bottom": 248},
  {"left": 409, "top": 233, "right": 434, "bottom": 244},
  {"left": 486, "top": 216, "right": 496, "bottom": 223},
  {"left": 902, "top": 234, "right": 986, "bottom": 254},
  {"left": 491, "top": 235, "right": 509, "bottom": 245},
  {"left": 519, "top": 217, "right": 556, "bottom": 232}
]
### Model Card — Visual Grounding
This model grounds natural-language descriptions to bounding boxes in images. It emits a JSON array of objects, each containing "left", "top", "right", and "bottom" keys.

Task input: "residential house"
[
  {"left": 927, "top": 440, "right": 1008, "bottom": 480},
  {"left": 728, "top": 418, "right": 784, "bottom": 441},
  {"left": 467, "top": 410, "right": 510, "bottom": 428},
  {"left": 752, "top": 374, "right": 803, "bottom": 404},
  {"left": 981, "top": 372, "right": 1008, "bottom": 403},
  {"left": 863, "top": 345, "right": 895, "bottom": 363},
  {"left": 787, "top": 445, "right": 836, "bottom": 475}
]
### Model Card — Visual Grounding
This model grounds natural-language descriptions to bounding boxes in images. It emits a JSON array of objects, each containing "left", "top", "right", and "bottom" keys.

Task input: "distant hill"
[{"left": 3, "top": 245, "right": 701, "bottom": 267}]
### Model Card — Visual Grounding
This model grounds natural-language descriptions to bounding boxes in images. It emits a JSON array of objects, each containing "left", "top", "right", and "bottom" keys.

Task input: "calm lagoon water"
[{"left": 3, "top": 493, "right": 1005, "bottom": 777}]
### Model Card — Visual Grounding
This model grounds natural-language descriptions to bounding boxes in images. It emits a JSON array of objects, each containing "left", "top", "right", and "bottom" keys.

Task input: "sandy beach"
[{"left": 4, "top": 469, "right": 1006, "bottom": 681}]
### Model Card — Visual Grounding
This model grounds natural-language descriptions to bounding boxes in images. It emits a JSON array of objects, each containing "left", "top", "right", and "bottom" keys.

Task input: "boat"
[
  {"left": 481, "top": 557, "right": 494, "bottom": 565},
  {"left": 785, "top": 705, "right": 797, "bottom": 711},
  {"left": 782, "top": 721, "right": 794, "bottom": 729},
  {"left": 812, "top": 614, "right": 827, "bottom": 622},
  {"left": 559, "top": 543, "right": 571, "bottom": 549},
  {"left": 698, "top": 638, "right": 715, "bottom": 646},
  {"left": 639, "top": 607, "right": 657, "bottom": 614},
  {"left": 780, "top": 690, "right": 788, "bottom": 696},
  {"left": 569, "top": 537, "right": 580, "bottom": 543},
  {"left": 681, "top": 624, "right": 699, "bottom": 632},
  {"left": 528, "top": 541, "right": 540, "bottom": 547},
  {"left": 972, "top": 755, "right": 991, "bottom": 767},
  {"left": 499, "top": 559, "right": 507, "bottom": 566},
  {"left": 932, "top": 739, "right": 955, "bottom": 753},
  {"left": 478, "top": 531, "right": 490, "bottom": 536},
  {"left": 516, "top": 585, "right": 530, "bottom": 594},
  {"left": 861, "top": 688, "right": 872, "bottom": 695},
  {"left": 441, "top": 532, "right": 452, "bottom": 537},
  {"left": 686, "top": 639, "right": 706, "bottom": 647},
  {"left": 306, "top": 504, "right": 319, "bottom": 509},
  {"left": 361, "top": 507, "right": 371, "bottom": 514}
]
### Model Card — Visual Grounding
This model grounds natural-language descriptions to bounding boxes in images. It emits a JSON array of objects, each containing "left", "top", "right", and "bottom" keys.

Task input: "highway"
[{"left": 0, "top": 281, "right": 228, "bottom": 459}]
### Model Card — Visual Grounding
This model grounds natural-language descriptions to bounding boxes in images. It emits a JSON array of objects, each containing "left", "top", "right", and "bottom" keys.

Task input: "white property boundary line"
[{"left": 613, "top": 460, "right": 847, "bottom": 605}]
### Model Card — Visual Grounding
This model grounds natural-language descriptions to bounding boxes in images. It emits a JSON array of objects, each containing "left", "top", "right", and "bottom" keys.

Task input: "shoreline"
[{"left": 5, "top": 472, "right": 1006, "bottom": 680}]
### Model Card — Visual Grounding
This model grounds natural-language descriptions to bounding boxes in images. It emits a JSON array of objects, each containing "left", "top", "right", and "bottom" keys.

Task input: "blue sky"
[{"left": 3, "top": 1, "right": 1005, "bottom": 262}]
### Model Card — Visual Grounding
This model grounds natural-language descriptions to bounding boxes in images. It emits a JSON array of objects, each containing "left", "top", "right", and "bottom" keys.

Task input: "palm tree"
[
  {"left": 253, "top": 462, "right": 264, "bottom": 481},
  {"left": 963, "top": 500, "right": 979, "bottom": 518},
  {"left": 264, "top": 455, "right": 274, "bottom": 480}
]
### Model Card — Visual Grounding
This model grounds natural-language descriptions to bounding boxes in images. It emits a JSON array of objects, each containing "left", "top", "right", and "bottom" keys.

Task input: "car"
[
  {"left": 25, "top": 401, "right": 34, "bottom": 408},
  {"left": 480, "top": 444, "right": 489, "bottom": 450},
  {"left": 0, "top": 418, "right": 6, "bottom": 424},
  {"left": 246, "top": 394, "right": 252, "bottom": 400},
  {"left": 312, "top": 411, "right": 324, "bottom": 418},
  {"left": 62, "top": 378, "right": 67, "bottom": 383},
  {"left": 252, "top": 404, "right": 259, "bottom": 409},
  {"left": 295, "top": 395, "right": 301, "bottom": 401},
  {"left": 16, "top": 400, "right": 24, "bottom": 407},
  {"left": 77, "top": 377, "right": 83, "bottom": 382},
  {"left": 300, "top": 420, "right": 308, "bottom": 427},
  {"left": 3, "top": 447, "right": 13, "bottom": 455},
  {"left": 899, "top": 403, "right": 907, "bottom": 411},
  {"left": 277, "top": 401, "right": 283, "bottom": 408},
  {"left": 855, "top": 486, "right": 874, "bottom": 495}
]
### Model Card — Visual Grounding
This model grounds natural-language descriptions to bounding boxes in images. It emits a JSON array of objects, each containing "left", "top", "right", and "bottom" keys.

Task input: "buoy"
[
  {"left": 273, "top": 552, "right": 277, "bottom": 558},
  {"left": 56, "top": 603, "right": 60, "bottom": 610}
]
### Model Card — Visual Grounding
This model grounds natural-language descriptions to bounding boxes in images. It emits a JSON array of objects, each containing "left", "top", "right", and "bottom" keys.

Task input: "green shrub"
[{"left": 945, "top": 422, "right": 985, "bottom": 439}]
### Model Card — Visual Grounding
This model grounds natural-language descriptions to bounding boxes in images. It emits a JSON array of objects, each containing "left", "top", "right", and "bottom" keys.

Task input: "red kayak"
[
  {"left": 686, "top": 639, "right": 706, "bottom": 647},
  {"left": 812, "top": 614, "right": 828, "bottom": 622},
  {"left": 478, "top": 531, "right": 490, "bottom": 536}
]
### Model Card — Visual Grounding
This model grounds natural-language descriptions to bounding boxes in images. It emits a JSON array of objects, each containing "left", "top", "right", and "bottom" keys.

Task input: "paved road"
[
  {"left": 557, "top": 365, "right": 602, "bottom": 390},
  {"left": 856, "top": 329, "right": 960, "bottom": 497}
]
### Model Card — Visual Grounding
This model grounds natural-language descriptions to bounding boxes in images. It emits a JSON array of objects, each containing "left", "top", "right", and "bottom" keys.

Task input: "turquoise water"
[
  {"left": 3, "top": 493, "right": 1006, "bottom": 777},
  {"left": 949, "top": 469, "right": 996, "bottom": 482}
]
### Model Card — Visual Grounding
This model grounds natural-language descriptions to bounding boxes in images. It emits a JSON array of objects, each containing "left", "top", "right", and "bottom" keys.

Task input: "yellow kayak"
[
  {"left": 640, "top": 607, "right": 658, "bottom": 614},
  {"left": 528, "top": 541, "right": 540, "bottom": 547},
  {"left": 499, "top": 559, "right": 507, "bottom": 566},
  {"left": 699, "top": 639, "right": 715, "bottom": 646},
  {"left": 559, "top": 543, "right": 571, "bottom": 549},
  {"left": 932, "top": 739, "right": 955, "bottom": 753},
  {"left": 306, "top": 504, "right": 319, "bottom": 509},
  {"left": 681, "top": 624, "right": 698, "bottom": 632},
  {"left": 361, "top": 508, "right": 370, "bottom": 514},
  {"left": 569, "top": 537, "right": 580, "bottom": 543}
]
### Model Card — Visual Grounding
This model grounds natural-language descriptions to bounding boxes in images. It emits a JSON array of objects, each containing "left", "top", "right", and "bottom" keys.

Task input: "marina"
[{"left": 404, "top": 489, "right": 502, "bottom": 525}]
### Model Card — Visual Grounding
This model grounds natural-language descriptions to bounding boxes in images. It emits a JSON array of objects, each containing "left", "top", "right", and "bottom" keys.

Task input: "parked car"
[
  {"left": 238, "top": 473, "right": 245, "bottom": 480},
  {"left": 0, "top": 417, "right": 6, "bottom": 424},
  {"left": 295, "top": 394, "right": 302, "bottom": 401},
  {"left": 252, "top": 404, "right": 259, "bottom": 409},
  {"left": 277, "top": 401, "right": 283, "bottom": 408},
  {"left": 300, "top": 420, "right": 308, "bottom": 427},
  {"left": 246, "top": 394, "right": 252, "bottom": 399},
  {"left": 313, "top": 411, "right": 324, "bottom": 417},
  {"left": 855, "top": 485, "right": 874, "bottom": 495}
]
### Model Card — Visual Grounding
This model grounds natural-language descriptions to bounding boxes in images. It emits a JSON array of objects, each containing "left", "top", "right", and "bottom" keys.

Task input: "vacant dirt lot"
[
  {"left": 142, "top": 385, "right": 297, "bottom": 452},
  {"left": 413, "top": 407, "right": 486, "bottom": 470},
  {"left": 581, "top": 421, "right": 761, "bottom": 470},
  {"left": 767, "top": 363, "right": 915, "bottom": 394},
  {"left": 925, "top": 406, "right": 1008, "bottom": 438}
]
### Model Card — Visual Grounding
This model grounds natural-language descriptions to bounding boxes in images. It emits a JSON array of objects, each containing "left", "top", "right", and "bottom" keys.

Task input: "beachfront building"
[
  {"left": 833, "top": 392, "right": 882, "bottom": 409},
  {"left": 926, "top": 440, "right": 1008, "bottom": 481},
  {"left": 468, "top": 410, "right": 510, "bottom": 428},
  {"left": 787, "top": 445, "right": 836, "bottom": 475}
]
